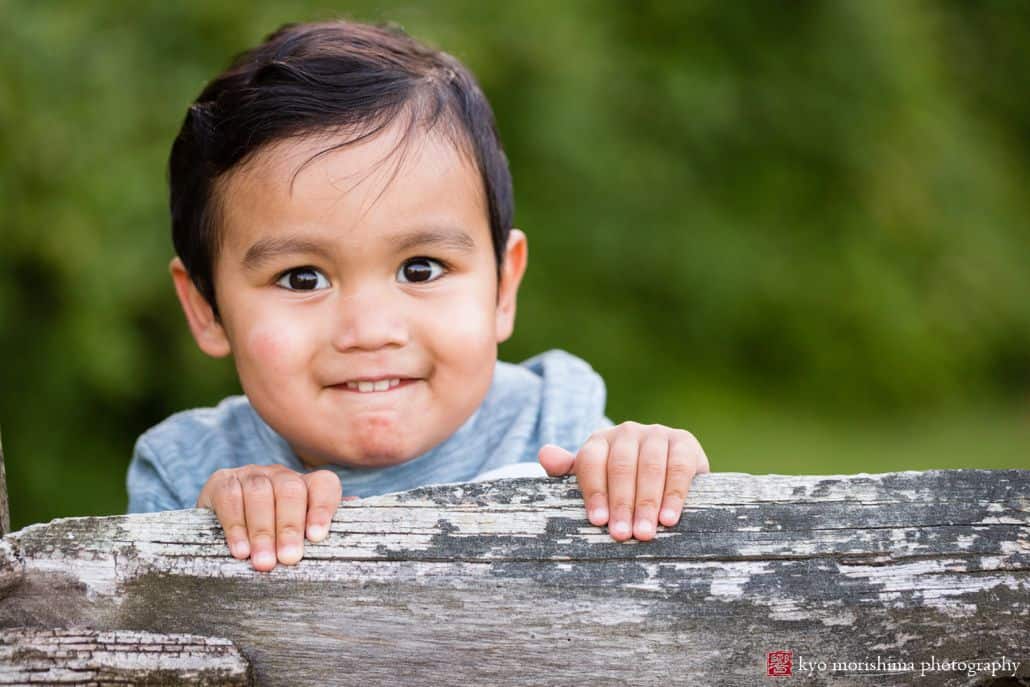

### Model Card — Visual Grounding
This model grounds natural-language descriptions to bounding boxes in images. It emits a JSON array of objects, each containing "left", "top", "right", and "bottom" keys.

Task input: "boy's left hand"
[{"left": 538, "top": 422, "right": 709, "bottom": 542}]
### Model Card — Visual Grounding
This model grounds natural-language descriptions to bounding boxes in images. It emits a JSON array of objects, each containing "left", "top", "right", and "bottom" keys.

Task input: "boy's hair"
[{"left": 168, "top": 20, "right": 514, "bottom": 316}]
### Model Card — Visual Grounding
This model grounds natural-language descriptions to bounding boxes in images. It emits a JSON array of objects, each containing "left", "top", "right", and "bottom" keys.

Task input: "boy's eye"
[
  {"left": 275, "top": 267, "right": 330, "bottom": 291},
  {"left": 397, "top": 258, "right": 446, "bottom": 284}
]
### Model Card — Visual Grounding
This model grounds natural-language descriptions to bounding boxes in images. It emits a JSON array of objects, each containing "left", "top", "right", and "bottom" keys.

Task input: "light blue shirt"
[{"left": 126, "top": 349, "right": 612, "bottom": 512}]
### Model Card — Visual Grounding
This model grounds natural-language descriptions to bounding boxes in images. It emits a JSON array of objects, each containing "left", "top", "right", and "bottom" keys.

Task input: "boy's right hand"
[{"left": 195, "top": 465, "right": 342, "bottom": 572}]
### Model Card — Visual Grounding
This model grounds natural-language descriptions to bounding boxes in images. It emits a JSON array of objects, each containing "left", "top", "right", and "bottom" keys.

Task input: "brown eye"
[
  {"left": 276, "top": 268, "right": 329, "bottom": 291},
  {"left": 398, "top": 258, "right": 445, "bottom": 283}
]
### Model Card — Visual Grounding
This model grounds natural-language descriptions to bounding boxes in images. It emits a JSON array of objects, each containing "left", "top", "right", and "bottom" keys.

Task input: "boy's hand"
[
  {"left": 538, "top": 422, "right": 709, "bottom": 543},
  {"left": 195, "top": 464, "right": 342, "bottom": 572}
]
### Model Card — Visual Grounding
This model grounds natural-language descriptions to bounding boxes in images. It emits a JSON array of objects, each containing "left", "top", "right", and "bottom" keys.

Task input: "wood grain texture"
[
  {"left": 0, "top": 470, "right": 1027, "bottom": 686},
  {"left": 0, "top": 628, "right": 251, "bottom": 685},
  {"left": 0, "top": 429, "right": 8, "bottom": 537}
]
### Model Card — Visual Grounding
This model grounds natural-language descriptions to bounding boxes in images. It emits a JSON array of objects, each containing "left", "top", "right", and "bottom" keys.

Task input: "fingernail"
[
  {"left": 590, "top": 507, "right": 608, "bottom": 524},
  {"left": 278, "top": 545, "right": 300, "bottom": 562},
  {"left": 253, "top": 551, "right": 275, "bottom": 568},
  {"left": 636, "top": 519, "right": 654, "bottom": 538},
  {"left": 308, "top": 524, "right": 326, "bottom": 541},
  {"left": 232, "top": 540, "right": 250, "bottom": 557},
  {"left": 661, "top": 508, "right": 677, "bottom": 523},
  {"left": 610, "top": 521, "right": 630, "bottom": 538}
]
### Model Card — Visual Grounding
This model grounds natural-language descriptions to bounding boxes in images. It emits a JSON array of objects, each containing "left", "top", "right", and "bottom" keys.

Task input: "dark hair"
[{"left": 169, "top": 20, "right": 513, "bottom": 316}]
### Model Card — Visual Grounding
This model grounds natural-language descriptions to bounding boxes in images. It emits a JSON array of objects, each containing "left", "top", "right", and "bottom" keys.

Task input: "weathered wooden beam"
[
  {"left": 0, "top": 429, "right": 8, "bottom": 537},
  {"left": 0, "top": 470, "right": 1027, "bottom": 686},
  {"left": 0, "top": 628, "right": 252, "bottom": 685}
]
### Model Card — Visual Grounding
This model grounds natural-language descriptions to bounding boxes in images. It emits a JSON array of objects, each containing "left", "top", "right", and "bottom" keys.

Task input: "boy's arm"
[{"left": 539, "top": 422, "right": 709, "bottom": 543}]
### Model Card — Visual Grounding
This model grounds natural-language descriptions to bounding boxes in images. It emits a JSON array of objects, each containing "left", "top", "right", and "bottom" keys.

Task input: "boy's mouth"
[{"left": 334, "top": 378, "right": 419, "bottom": 394}]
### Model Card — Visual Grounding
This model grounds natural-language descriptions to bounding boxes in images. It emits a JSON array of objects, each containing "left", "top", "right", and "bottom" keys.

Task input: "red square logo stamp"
[{"left": 767, "top": 650, "right": 793, "bottom": 677}]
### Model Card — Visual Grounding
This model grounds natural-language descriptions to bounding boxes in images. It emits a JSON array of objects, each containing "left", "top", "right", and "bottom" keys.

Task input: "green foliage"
[{"left": 1, "top": 1, "right": 1028, "bottom": 528}]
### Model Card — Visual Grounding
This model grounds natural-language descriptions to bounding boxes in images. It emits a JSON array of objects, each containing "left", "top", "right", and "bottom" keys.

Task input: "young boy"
[{"left": 126, "top": 20, "right": 709, "bottom": 571}]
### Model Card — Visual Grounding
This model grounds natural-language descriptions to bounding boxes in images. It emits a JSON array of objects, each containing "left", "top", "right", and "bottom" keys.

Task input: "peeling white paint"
[
  {"left": 30, "top": 558, "right": 119, "bottom": 598},
  {"left": 821, "top": 609, "right": 856, "bottom": 626},
  {"left": 839, "top": 558, "right": 1030, "bottom": 618},
  {"left": 1000, "top": 540, "right": 1027, "bottom": 555},
  {"left": 707, "top": 562, "right": 773, "bottom": 599},
  {"left": 870, "top": 632, "right": 920, "bottom": 651},
  {"left": 956, "top": 534, "right": 978, "bottom": 549},
  {"left": 767, "top": 603, "right": 807, "bottom": 622},
  {"left": 977, "top": 515, "right": 1025, "bottom": 525}
]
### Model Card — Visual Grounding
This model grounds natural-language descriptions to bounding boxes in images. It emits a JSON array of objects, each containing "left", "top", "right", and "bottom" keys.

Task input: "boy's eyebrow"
[
  {"left": 241, "top": 227, "right": 477, "bottom": 271},
  {"left": 241, "top": 237, "right": 334, "bottom": 271},
  {"left": 387, "top": 227, "right": 477, "bottom": 254}
]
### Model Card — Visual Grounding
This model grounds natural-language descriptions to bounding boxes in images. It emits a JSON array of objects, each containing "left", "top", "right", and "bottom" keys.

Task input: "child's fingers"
[
  {"left": 659, "top": 431, "right": 704, "bottom": 528},
  {"left": 206, "top": 470, "right": 250, "bottom": 560},
  {"left": 270, "top": 471, "right": 309, "bottom": 566},
  {"left": 242, "top": 473, "right": 278, "bottom": 572},
  {"left": 537, "top": 444, "right": 576, "bottom": 476},
  {"left": 303, "top": 470, "right": 342, "bottom": 542},
  {"left": 632, "top": 434, "right": 669, "bottom": 542},
  {"left": 606, "top": 433, "right": 641, "bottom": 542},
  {"left": 574, "top": 435, "right": 610, "bottom": 526}
]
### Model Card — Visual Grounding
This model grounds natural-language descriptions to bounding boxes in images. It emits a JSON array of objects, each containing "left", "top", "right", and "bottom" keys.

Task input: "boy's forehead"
[{"left": 216, "top": 124, "right": 488, "bottom": 252}]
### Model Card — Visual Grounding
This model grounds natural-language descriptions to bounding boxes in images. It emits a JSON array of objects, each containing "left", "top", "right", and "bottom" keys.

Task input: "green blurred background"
[{"left": 1, "top": 1, "right": 1028, "bottom": 530}]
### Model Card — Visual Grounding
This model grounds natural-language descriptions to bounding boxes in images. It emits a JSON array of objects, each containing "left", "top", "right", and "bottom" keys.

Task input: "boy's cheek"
[
  {"left": 434, "top": 289, "right": 497, "bottom": 337},
  {"left": 433, "top": 307, "right": 497, "bottom": 366},
  {"left": 244, "top": 322, "right": 309, "bottom": 374},
  {"left": 442, "top": 306, "right": 492, "bottom": 341}
]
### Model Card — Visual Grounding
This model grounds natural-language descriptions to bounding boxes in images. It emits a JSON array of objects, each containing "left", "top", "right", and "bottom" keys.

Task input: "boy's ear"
[
  {"left": 170, "top": 257, "right": 231, "bottom": 358},
  {"left": 495, "top": 229, "right": 528, "bottom": 343}
]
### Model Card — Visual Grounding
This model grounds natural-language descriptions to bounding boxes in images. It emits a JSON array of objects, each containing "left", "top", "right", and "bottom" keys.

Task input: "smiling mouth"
[{"left": 334, "top": 379, "right": 419, "bottom": 394}]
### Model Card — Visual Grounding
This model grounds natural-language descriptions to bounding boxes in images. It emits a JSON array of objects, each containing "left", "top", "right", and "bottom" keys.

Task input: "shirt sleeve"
[
  {"left": 520, "top": 349, "right": 611, "bottom": 457},
  {"left": 126, "top": 435, "right": 185, "bottom": 513}
]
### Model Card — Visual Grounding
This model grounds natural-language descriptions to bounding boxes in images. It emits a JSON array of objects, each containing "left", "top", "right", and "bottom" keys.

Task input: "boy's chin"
[
  {"left": 334, "top": 452, "right": 415, "bottom": 469},
  {"left": 298, "top": 443, "right": 417, "bottom": 470}
]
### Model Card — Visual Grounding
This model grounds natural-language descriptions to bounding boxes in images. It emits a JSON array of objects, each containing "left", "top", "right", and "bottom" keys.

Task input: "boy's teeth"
[{"left": 346, "top": 378, "right": 401, "bottom": 392}]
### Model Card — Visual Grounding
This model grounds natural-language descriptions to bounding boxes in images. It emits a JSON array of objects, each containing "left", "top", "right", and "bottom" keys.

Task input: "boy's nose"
[{"left": 329, "top": 287, "right": 409, "bottom": 352}]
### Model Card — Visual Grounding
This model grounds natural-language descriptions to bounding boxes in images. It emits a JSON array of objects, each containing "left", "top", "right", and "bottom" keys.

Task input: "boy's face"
[{"left": 172, "top": 123, "right": 527, "bottom": 469}]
